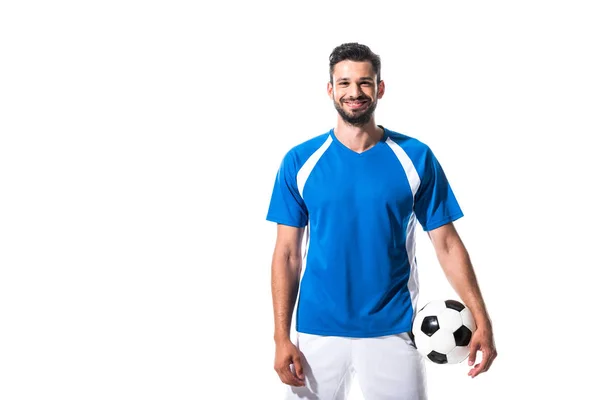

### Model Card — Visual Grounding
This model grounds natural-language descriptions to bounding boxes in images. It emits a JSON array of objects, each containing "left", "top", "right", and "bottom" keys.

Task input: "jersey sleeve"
[
  {"left": 414, "top": 148, "right": 464, "bottom": 231},
  {"left": 266, "top": 151, "right": 309, "bottom": 228}
]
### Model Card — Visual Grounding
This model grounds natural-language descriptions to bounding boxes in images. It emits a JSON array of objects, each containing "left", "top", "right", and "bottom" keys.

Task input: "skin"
[
  {"left": 272, "top": 60, "right": 496, "bottom": 386},
  {"left": 427, "top": 223, "right": 497, "bottom": 377},
  {"left": 272, "top": 224, "right": 305, "bottom": 386},
  {"left": 327, "top": 60, "right": 386, "bottom": 152}
]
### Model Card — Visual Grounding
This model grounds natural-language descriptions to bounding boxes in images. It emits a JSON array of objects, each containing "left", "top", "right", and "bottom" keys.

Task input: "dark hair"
[{"left": 329, "top": 43, "right": 381, "bottom": 83}]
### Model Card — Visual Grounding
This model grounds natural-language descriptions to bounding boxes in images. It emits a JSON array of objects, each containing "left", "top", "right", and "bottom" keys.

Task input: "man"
[{"left": 266, "top": 42, "right": 496, "bottom": 400}]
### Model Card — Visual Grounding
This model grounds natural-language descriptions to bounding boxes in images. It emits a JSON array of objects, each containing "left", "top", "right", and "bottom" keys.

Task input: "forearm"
[
  {"left": 271, "top": 252, "right": 302, "bottom": 343},
  {"left": 435, "top": 236, "right": 491, "bottom": 329}
]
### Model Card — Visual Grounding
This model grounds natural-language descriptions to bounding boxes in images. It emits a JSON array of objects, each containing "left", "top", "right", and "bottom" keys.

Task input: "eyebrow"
[{"left": 336, "top": 77, "right": 375, "bottom": 83}]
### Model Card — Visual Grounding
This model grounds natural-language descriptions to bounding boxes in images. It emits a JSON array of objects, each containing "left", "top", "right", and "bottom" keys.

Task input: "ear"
[
  {"left": 327, "top": 81, "right": 334, "bottom": 99},
  {"left": 377, "top": 80, "right": 385, "bottom": 99}
]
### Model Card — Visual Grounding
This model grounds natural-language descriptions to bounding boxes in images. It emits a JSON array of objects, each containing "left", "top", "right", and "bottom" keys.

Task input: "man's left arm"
[{"left": 427, "top": 222, "right": 498, "bottom": 378}]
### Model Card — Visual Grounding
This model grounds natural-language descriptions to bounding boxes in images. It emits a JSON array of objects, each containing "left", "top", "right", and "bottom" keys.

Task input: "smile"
[{"left": 344, "top": 100, "right": 369, "bottom": 110}]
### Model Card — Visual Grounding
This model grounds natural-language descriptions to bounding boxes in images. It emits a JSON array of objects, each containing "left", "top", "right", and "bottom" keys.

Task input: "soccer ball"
[{"left": 411, "top": 299, "right": 476, "bottom": 364}]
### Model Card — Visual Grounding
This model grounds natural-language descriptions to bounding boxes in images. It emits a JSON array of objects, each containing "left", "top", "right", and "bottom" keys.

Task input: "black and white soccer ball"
[{"left": 411, "top": 299, "right": 476, "bottom": 364}]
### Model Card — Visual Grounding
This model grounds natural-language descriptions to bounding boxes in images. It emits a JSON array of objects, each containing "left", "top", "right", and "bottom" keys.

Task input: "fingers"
[
  {"left": 468, "top": 346, "right": 498, "bottom": 378},
  {"left": 275, "top": 355, "right": 305, "bottom": 387},
  {"left": 275, "top": 365, "right": 305, "bottom": 387},
  {"left": 281, "top": 367, "right": 305, "bottom": 387},
  {"left": 467, "top": 341, "right": 479, "bottom": 368},
  {"left": 293, "top": 355, "right": 305, "bottom": 381}
]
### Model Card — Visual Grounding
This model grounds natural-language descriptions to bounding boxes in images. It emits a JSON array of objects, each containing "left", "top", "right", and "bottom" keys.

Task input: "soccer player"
[{"left": 266, "top": 42, "right": 496, "bottom": 400}]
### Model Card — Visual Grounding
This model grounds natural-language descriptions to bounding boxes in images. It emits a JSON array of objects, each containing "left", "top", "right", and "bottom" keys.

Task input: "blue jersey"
[{"left": 266, "top": 126, "right": 464, "bottom": 338}]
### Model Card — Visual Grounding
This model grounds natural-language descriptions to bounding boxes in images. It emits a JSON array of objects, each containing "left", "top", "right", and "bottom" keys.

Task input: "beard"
[{"left": 333, "top": 97, "right": 378, "bottom": 127}]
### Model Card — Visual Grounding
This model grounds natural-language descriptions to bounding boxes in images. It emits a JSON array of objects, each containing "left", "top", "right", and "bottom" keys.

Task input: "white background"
[{"left": 1, "top": 1, "right": 598, "bottom": 399}]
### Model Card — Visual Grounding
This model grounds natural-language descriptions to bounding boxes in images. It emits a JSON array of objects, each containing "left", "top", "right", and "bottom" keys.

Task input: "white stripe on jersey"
[
  {"left": 385, "top": 137, "right": 422, "bottom": 317},
  {"left": 297, "top": 135, "right": 333, "bottom": 198},
  {"left": 405, "top": 213, "right": 420, "bottom": 317},
  {"left": 385, "top": 137, "right": 421, "bottom": 196}
]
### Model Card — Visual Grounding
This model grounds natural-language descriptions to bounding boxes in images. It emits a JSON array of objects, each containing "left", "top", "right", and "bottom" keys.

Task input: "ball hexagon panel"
[
  {"left": 446, "top": 345, "right": 469, "bottom": 364},
  {"left": 414, "top": 334, "right": 433, "bottom": 356},
  {"left": 421, "top": 300, "right": 447, "bottom": 316},
  {"left": 437, "top": 308, "right": 463, "bottom": 332},
  {"left": 430, "top": 330, "right": 456, "bottom": 354}
]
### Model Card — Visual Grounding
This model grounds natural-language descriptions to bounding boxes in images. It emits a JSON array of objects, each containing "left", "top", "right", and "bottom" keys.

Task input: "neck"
[{"left": 334, "top": 117, "right": 384, "bottom": 153}]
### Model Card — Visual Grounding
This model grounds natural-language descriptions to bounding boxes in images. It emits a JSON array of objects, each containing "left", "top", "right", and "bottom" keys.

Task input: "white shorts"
[{"left": 285, "top": 332, "right": 427, "bottom": 400}]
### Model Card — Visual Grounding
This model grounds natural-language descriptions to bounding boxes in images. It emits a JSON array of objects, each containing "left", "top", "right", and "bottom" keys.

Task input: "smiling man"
[{"left": 266, "top": 43, "right": 497, "bottom": 400}]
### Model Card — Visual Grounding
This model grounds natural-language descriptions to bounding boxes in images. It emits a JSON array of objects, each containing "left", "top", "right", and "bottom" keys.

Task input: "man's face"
[{"left": 328, "top": 60, "right": 385, "bottom": 126}]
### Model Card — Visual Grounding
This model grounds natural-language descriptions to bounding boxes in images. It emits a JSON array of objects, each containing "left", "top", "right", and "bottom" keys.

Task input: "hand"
[
  {"left": 274, "top": 339, "right": 305, "bottom": 387},
  {"left": 467, "top": 325, "right": 497, "bottom": 378}
]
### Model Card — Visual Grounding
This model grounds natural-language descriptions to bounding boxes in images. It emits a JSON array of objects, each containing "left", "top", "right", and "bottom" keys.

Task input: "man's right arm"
[{"left": 271, "top": 223, "right": 306, "bottom": 387}]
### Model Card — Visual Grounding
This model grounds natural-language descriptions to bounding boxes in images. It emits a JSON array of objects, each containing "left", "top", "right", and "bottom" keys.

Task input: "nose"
[{"left": 348, "top": 83, "right": 363, "bottom": 98}]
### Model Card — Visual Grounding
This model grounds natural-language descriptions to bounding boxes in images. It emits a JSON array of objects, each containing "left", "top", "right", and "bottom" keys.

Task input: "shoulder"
[
  {"left": 385, "top": 128, "right": 432, "bottom": 155},
  {"left": 383, "top": 128, "right": 442, "bottom": 177},
  {"left": 281, "top": 131, "right": 332, "bottom": 168},
  {"left": 289, "top": 131, "right": 331, "bottom": 157}
]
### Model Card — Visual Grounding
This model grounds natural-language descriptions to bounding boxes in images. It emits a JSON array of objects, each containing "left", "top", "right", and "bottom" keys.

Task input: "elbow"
[
  {"left": 287, "top": 253, "right": 303, "bottom": 273},
  {"left": 273, "top": 246, "right": 303, "bottom": 273}
]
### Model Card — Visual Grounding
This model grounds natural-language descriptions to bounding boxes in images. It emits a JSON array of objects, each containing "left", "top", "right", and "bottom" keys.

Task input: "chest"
[{"left": 301, "top": 149, "right": 415, "bottom": 214}]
